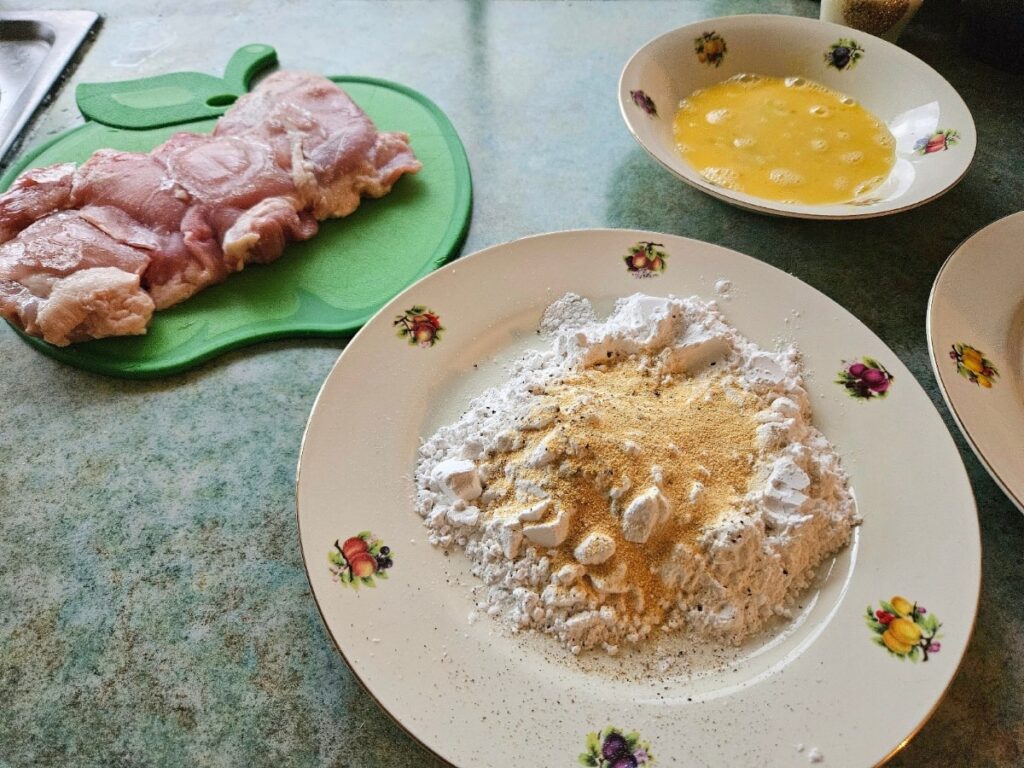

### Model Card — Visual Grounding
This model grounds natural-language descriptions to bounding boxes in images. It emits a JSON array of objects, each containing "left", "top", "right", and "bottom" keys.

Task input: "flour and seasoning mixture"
[{"left": 414, "top": 292, "right": 859, "bottom": 655}]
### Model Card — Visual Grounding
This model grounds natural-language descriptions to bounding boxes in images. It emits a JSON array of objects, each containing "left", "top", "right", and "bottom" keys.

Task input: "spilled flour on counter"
[{"left": 414, "top": 293, "right": 859, "bottom": 654}]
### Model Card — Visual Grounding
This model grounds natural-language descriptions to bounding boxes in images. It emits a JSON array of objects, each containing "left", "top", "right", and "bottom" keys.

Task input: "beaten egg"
[{"left": 673, "top": 74, "right": 895, "bottom": 205}]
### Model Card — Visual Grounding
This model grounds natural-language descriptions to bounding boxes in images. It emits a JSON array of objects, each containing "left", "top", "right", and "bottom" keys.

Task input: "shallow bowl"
[{"left": 619, "top": 14, "right": 976, "bottom": 219}]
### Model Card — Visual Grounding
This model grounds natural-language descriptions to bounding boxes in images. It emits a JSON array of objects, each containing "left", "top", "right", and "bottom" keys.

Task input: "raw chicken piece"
[
  {"left": 0, "top": 71, "right": 421, "bottom": 346},
  {"left": 216, "top": 71, "right": 422, "bottom": 219},
  {"left": 0, "top": 211, "right": 153, "bottom": 345},
  {"left": 0, "top": 163, "right": 75, "bottom": 244},
  {"left": 156, "top": 131, "right": 318, "bottom": 274},
  {"left": 68, "top": 149, "right": 220, "bottom": 309},
  {"left": 35, "top": 267, "right": 154, "bottom": 346},
  {"left": 71, "top": 149, "right": 189, "bottom": 231}
]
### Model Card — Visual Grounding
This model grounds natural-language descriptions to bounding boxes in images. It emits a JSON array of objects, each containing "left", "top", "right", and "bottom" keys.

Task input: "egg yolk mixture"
[{"left": 673, "top": 74, "right": 895, "bottom": 205}]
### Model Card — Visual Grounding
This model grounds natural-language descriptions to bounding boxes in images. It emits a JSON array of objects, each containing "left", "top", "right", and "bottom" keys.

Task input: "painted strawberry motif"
[
  {"left": 329, "top": 532, "right": 394, "bottom": 588},
  {"left": 395, "top": 306, "right": 444, "bottom": 347},
  {"left": 914, "top": 129, "right": 960, "bottom": 155}
]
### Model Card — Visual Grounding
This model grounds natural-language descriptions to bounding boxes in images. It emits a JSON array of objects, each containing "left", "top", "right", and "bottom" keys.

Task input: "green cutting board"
[{"left": 0, "top": 51, "right": 472, "bottom": 379}]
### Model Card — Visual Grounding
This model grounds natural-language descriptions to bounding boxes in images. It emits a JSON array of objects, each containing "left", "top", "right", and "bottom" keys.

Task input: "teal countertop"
[{"left": 2, "top": 1, "right": 1022, "bottom": 766}]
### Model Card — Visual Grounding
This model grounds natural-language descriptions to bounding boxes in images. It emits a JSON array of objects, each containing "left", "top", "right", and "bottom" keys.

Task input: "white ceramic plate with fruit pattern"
[
  {"left": 619, "top": 14, "right": 975, "bottom": 219},
  {"left": 297, "top": 229, "right": 979, "bottom": 767},
  {"left": 928, "top": 211, "right": 1024, "bottom": 513}
]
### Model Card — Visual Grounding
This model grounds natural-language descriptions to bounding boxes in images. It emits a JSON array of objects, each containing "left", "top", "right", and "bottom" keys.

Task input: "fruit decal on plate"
[
  {"left": 836, "top": 357, "right": 893, "bottom": 399},
  {"left": 866, "top": 596, "right": 942, "bottom": 662},
  {"left": 624, "top": 241, "right": 667, "bottom": 278},
  {"left": 395, "top": 306, "right": 444, "bottom": 347},
  {"left": 694, "top": 31, "right": 727, "bottom": 67},
  {"left": 578, "top": 726, "right": 655, "bottom": 767},
  {"left": 629, "top": 89, "right": 657, "bottom": 117},
  {"left": 824, "top": 38, "right": 865, "bottom": 71},
  {"left": 950, "top": 343, "right": 998, "bottom": 388},
  {"left": 915, "top": 129, "right": 960, "bottom": 155},
  {"left": 328, "top": 532, "right": 394, "bottom": 588}
]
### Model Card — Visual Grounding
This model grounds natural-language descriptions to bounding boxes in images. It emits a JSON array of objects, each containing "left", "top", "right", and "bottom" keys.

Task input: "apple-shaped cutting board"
[{"left": 1, "top": 45, "right": 472, "bottom": 378}]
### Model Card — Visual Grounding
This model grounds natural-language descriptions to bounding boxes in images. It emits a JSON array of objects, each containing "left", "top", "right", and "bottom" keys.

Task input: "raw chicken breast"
[{"left": 0, "top": 71, "right": 421, "bottom": 346}]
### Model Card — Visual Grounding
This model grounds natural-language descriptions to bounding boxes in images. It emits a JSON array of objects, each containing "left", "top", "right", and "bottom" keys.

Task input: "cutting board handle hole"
[{"left": 206, "top": 94, "right": 238, "bottom": 108}]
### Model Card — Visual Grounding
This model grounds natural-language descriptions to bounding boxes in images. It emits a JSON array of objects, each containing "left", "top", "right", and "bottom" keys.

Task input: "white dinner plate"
[
  {"left": 928, "top": 211, "right": 1024, "bottom": 513},
  {"left": 619, "top": 15, "right": 975, "bottom": 219},
  {"left": 297, "top": 230, "right": 979, "bottom": 767}
]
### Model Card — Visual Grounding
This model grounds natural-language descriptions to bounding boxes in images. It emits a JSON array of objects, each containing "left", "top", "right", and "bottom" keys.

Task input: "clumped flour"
[{"left": 414, "top": 293, "right": 859, "bottom": 655}]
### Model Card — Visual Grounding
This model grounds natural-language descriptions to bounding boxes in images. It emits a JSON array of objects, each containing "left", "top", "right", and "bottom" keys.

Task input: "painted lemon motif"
[
  {"left": 890, "top": 595, "right": 913, "bottom": 617},
  {"left": 883, "top": 616, "right": 923, "bottom": 655},
  {"left": 867, "top": 595, "right": 942, "bottom": 661},
  {"left": 961, "top": 349, "right": 985, "bottom": 374},
  {"left": 882, "top": 629, "right": 914, "bottom": 654}
]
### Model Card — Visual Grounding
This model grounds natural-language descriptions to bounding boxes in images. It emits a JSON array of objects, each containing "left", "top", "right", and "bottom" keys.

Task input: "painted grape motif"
[
  {"left": 579, "top": 727, "right": 654, "bottom": 767},
  {"left": 825, "top": 38, "right": 865, "bottom": 70},
  {"left": 630, "top": 89, "right": 657, "bottom": 116}
]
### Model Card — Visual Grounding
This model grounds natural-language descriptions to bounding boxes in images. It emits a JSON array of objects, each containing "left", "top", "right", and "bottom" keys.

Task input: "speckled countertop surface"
[{"left": 2, "top": 1, "right": 1022, "bottom": 766}]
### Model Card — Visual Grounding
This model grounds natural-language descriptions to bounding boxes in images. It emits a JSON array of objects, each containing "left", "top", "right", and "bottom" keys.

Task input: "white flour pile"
[{"left": 414, "top": 293, "right": 859, "bottom": 654}]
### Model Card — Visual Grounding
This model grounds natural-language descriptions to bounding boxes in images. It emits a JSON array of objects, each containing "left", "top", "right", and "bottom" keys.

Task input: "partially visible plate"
[
  {"left": 297, "top": 229, "right": 979, "bottom": 767},
  {"left": 928, "top": 211, "right": 1024, "bottom": 513},
  {"left": 619, "top": 14, "right": 975, "bottom": 219},
  {"left": 1, "top": 76, "right": 472, "bottom": 378}
]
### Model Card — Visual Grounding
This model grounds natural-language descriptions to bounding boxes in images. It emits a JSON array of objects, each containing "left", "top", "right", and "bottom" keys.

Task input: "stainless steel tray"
[{"left": 0, "top": 10, "right": 99, "bottom": 165}]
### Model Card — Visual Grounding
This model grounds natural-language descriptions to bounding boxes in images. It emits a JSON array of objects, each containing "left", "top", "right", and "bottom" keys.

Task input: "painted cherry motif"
[
  {"left": 623, "top": 241, "right": 668, "bottom": 278},
  {"left": 394, "top": 306, "right": 444, "bottom": 347}
]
